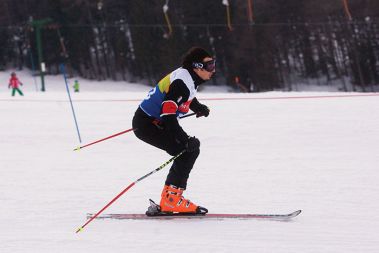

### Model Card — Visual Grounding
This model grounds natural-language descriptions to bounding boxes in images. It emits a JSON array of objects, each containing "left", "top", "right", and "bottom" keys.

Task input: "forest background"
[{"left": 0, "top": 0, "right": 378, "bottom": 92}]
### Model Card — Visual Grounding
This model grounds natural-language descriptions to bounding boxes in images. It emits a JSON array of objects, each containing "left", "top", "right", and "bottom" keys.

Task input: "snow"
[{"left": 1, "top": 71, "right": 379, "bottom": 252}]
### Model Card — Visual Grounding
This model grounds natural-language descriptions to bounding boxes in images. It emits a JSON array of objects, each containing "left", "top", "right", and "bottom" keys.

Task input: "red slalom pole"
[
  {"left": 75, "top": 150, "right": 185, "bottom": 233},
  {"left": 73, "top": 128, "right": 135, "bottom": 151}
]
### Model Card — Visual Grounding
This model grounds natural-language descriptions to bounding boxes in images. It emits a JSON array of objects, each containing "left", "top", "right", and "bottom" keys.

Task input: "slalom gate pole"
[
  {"left": 73, "top": 113, "right": 196, "bottom": 151},
  {"left": 60, "top": 63, "right": 82, "bottom": 143},
  {"left": 75, "top": 150, "right": 185, "bottom": 233}
]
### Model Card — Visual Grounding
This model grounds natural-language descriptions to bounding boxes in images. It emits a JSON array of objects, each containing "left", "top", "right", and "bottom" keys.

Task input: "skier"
[
  {"left": 132, "top": 47, "right": 215, "bottom": 214},
  {"left": 8, "top": 72, "right": 24, "bottom": 96},
  {"left": 73, "top": 80, "right": 80, "bottom": 92}
]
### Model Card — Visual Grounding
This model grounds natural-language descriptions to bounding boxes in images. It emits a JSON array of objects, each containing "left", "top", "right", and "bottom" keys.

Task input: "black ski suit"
[{"left": 132, "top": 67, "right": 209, "bottom": 189}]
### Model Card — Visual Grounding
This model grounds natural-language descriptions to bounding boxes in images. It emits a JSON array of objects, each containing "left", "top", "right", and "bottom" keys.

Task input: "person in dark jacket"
[{"left": 132, "top": 47, "right": 215, "bottom": 213}]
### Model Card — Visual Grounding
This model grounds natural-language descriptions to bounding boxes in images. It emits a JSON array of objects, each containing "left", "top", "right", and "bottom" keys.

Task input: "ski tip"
[{"left": 73, "top": 147, "right": 81, "bottom": 151}]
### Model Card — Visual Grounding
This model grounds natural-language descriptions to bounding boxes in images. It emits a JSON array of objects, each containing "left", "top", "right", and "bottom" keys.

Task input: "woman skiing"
[{"left": 132, "top": 47, "right": 215, "bottom": 214}]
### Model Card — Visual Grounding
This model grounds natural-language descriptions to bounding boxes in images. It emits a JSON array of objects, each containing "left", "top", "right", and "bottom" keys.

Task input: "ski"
[{"left": 86, "top": 210, "right": 301, "bottom": 220}]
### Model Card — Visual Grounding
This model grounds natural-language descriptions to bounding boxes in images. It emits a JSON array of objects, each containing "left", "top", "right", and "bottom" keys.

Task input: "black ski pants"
[{"left": 132, "top": 107, "right": 199, "bottom": 189}]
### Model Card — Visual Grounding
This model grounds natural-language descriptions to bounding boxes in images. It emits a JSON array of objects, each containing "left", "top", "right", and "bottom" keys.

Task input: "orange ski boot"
[{"left": 159, "top": 185, "right": 208, "bottom": 214}]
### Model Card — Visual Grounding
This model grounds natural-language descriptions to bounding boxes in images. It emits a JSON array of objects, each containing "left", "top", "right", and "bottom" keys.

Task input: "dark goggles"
[{"left": 193, "top": 59, "right": 216, "bottom": 72}]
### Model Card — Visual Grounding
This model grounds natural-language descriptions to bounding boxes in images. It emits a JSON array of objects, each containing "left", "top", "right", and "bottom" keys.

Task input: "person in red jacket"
[{"left": 8, "top": 72, "right": 24, "bottom": 96}]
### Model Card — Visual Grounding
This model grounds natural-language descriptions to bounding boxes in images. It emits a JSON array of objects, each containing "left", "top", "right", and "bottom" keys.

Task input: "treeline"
[{"left": 0, "top": 0, "right": 378, "bottom": 91}]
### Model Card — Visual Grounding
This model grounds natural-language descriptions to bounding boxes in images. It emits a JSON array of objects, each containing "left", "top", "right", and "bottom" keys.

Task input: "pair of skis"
[
  {"left": 87, "top": 210, "right": 302, "bottom": 220},
  {"left": 87, "top": 199, "right": 302, "bottom": 221}
]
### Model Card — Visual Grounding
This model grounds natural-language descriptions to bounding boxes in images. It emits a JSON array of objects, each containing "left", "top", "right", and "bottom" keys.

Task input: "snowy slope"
[{"left": 1, "top": 71, "right": 379, "bottom": 253}]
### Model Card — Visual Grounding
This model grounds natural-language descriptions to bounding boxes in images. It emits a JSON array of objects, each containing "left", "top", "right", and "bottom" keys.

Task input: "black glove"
[
  {"left": 186, "top": 136, "right": 200, "bottom": 152},
  {"left": 196, "top": 104, "right": 210, "bottom": 118}
]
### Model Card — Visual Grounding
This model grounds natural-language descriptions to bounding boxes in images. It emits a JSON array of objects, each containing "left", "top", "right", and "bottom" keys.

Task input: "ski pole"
[
  {"left": 73, "top": 113, "right": 196, "bottom": 151},
  {"left": 75, "top": 150, "right": 185, "bottom": 233},
  {"left": 74, "top": 128, "right": 135, "bottom": 151},
  {"left": 179, "top": 112, "right": 196, "bottom": 119}
]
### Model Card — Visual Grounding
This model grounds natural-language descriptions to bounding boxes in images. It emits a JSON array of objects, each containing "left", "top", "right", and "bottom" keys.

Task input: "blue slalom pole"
[{"left": 60, "top": 63, "right": 82, "bottom": 143}]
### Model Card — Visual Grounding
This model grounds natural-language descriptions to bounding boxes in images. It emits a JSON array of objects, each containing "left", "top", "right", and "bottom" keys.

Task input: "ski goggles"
[{"left": 193, "top": 59, "right": 216, "bottom": 72}]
